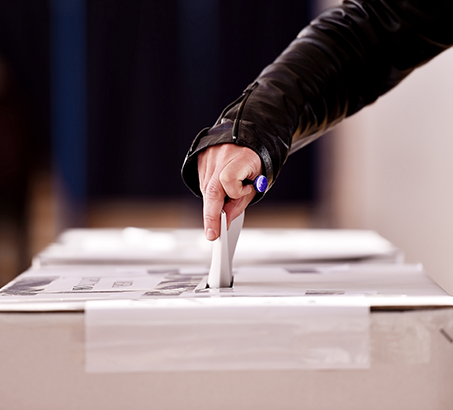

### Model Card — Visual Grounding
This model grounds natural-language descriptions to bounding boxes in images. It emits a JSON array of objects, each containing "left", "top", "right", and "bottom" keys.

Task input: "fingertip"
[{"left": 206, "top": 228, "right": 217, "bottom": 241}]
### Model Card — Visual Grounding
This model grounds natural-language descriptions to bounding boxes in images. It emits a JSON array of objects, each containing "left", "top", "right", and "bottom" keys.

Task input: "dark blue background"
[{"left": 0, "top": 0, "right": 318, "bottom": 207}]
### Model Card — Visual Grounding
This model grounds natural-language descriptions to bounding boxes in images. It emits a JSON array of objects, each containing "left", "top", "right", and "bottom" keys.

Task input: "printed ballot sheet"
[
  {"left": 0, "top": 266, "right": 168, "bottom": 310},
  {"left": 0, "top": 262, "right": 451, "bottom": 311}
]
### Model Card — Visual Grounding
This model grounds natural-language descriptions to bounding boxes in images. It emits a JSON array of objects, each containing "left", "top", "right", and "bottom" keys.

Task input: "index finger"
[{"left": 202, "top": 176, "right": 227, "bottom": 241}]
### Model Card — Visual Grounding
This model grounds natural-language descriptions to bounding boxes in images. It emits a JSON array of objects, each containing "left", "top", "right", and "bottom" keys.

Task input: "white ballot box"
[
  {"left": 33, "top": 227, "right": 402, "bottom": 266},
  {"left": 1, "top": 262, "right": 453, "bottom": 410}
]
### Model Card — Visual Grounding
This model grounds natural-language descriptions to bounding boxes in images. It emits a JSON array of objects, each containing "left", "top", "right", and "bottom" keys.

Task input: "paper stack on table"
[{"left": 33, "top": 225, "right": 402, "bottom": 266}]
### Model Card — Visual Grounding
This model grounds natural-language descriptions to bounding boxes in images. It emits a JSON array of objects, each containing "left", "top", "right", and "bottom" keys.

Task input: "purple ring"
[{"left": 254, "top": 175, "right": 268, "bottom": 193}]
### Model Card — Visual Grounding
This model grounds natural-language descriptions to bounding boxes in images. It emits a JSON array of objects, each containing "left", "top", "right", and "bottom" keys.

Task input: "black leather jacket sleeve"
[{"left": 181, "top": 0, "right": 453, "bottom": 201}]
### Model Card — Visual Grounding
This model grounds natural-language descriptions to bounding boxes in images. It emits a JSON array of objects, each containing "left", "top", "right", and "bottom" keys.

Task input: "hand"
[{"left": 198, "top": 144, "right": 262, "bottom": 241}]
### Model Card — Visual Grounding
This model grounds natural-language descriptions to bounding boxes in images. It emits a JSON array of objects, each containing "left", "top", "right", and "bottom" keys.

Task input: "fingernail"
[{"left": 206, "top": 229, "right": 216, "bottom": 241}]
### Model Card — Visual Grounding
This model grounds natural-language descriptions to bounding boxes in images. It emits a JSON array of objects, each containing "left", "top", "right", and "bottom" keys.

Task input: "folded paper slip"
[{"left": 207, "top": 211, "right": 244, "bottom": 288}]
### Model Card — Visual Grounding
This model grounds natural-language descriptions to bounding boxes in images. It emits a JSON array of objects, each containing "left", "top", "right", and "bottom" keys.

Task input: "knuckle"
[
  {"left": 203, "top": 213, "right": 218, "bottom": 225},
  {"left": 220, "top": 173, "right": 240, "bottom": 198},
  {"left": 219, "top": 170, "right": 234, "bottom": 184},
  {"left": 203, "top": 182, "right": 222, "bottom": 200}
]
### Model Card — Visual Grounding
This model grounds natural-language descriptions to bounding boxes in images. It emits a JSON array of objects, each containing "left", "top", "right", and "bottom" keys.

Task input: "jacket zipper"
[{"left": 232, "top": 81, "right": 258, "bottom": 141}]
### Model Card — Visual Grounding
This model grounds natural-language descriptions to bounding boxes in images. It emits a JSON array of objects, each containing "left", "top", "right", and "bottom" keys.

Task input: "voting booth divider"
[{"left": 1, "top": 227, "right": 453, "bottom": 409}]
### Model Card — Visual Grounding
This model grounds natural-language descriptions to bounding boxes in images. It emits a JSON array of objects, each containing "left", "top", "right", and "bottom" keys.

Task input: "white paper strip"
[
  {"left": 227, "top": 211, "right": 244, "bottom": 264},
  {"left": 207, "top": 211, "right": 244, "bottom": 288},
  {"left": 85, "top": 297, "right": 370, "bottom": 373}
]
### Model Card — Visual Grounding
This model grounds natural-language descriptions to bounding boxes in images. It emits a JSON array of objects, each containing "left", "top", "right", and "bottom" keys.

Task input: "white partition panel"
[{"left": 329, "top": 48, "right": 453, "bottom": 294}]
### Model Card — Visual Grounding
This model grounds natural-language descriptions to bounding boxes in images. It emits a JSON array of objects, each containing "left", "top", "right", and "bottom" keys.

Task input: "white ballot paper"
[{"left": 207, "top": 211, "right": 244, "bottom": 288}]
